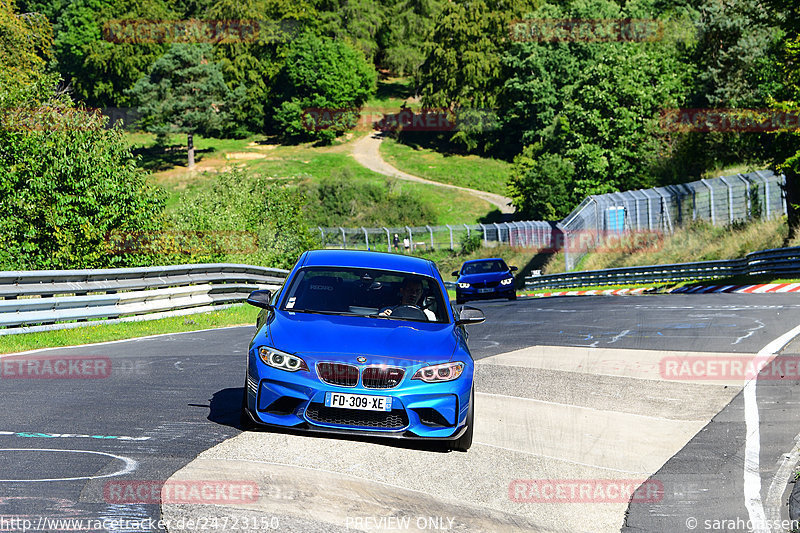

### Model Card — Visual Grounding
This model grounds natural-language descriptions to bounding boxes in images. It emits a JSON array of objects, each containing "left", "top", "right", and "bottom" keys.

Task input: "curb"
[
  {"left": 670, "top": 283, "right": 800, "bottom": 294},
  {"left": 525, "top": 287, "right": 651, "bottom": 298}
]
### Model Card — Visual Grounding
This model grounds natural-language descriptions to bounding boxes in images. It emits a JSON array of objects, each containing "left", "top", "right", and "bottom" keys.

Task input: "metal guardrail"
[
  {"left": 0, "top": 264, "right": 289, "bottom": 335},
  {"left": 524, "top": 246, "right": 800, "bottom": 290}
]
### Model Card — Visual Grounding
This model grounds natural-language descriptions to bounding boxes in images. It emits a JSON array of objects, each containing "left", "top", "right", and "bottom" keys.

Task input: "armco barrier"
[
  {"left": 0, "top": 264, "right": 289, "bottom": 335},
  {"left": 525, "top": 246, "right": 800, "bottom": 291}
]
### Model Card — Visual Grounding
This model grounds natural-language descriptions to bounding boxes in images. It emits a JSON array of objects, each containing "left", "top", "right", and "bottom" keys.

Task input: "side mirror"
[
  {"left": 451, "top": 271, "right": 459, "bottom": 277},
  {"left": 510, "top": 266, "right": 518, "bottom": 272},
  {"left": 246, "top": 289, "right": 272, "bottom": 309},
  {"left": 455, "top": 306, "right": 485, "bottom": 326}
]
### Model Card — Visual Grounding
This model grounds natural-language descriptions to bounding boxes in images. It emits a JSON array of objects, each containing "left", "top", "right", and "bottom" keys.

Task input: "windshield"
[
  {"left": 280, "top": 267, "right": 449, "bottom": 323},
  {"left": 461, "top": 260, "right": 508, "bottom": 275}
]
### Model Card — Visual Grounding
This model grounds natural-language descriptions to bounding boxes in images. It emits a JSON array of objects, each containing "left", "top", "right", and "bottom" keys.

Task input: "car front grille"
[
  {"left": 361, "top": 367, "right": 404, "bottom": 389},
  {"left": 305, "top": 404, "right": 408, "bottom": 429},
  {"left": 317, "top": 363, "right": 358, "bottom": 387}
]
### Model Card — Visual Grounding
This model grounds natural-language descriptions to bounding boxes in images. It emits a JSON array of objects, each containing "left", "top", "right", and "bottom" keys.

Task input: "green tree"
[
  {"left": 501, "top": 0, "right": 694, "bottom": 215},
  {"left": 507, "top": 148, "right": 574, "bottom": 219},
  {"left": 315, "top": 0, "right": 384, "bottom": 63},
  {"left": 130, "top": 43, "right": 241, "bottom": 167},
  {"left": 271, "top": 32, "right": 376, "bottom": 142},
  {"left": 52, "top": 0, "right": 176, "bottom": 107},
  {"left": 378, "top": 0, "right": 445, "bottom": 76},
  {"left": 764, "top": 0, "right": 800, "bottom": 237},
  {"left": 415, "top": 0, "right": 536, "bottom": 150},
  {"left": 0, "top": 0, "right": 52, "bottom": 98},
  {"left": 208, "top": 0, "right": 314, "bottom": 134}
]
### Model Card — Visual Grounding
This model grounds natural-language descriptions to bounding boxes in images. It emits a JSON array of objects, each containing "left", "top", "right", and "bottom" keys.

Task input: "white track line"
[{"left": 744, "top": 323, "right": 800, "bottom": 533}]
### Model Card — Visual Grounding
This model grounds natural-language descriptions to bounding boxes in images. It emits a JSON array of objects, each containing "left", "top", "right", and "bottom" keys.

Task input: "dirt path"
[{"left": 352, "top": 133, "right": 515, "bottom": 214}]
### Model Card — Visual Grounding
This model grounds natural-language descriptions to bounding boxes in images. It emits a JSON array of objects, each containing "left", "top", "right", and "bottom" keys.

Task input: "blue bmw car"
[
  {"left": 453, "top": 258, "right": 518, "bottom": 304},
  {"left": 241, "top": 249, "right": 485, "bottom": 451}
]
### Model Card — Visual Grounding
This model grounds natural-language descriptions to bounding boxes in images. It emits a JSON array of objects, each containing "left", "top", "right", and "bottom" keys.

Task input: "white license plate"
[
  {"left": 325, "top": 392, "right": 392, "bottom": 412},
  {"left": 478, "top": 288, "right": 493, "bottom": 293}
]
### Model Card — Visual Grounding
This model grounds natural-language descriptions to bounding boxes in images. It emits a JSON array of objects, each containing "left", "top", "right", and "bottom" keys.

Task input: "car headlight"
[
  {"left": 258, "top": 346, "right": 308, "bottom": 372},
  {"left": 500, "top": 277, "right": 513, "bottom": 286},
  {"left": 412, "top": 362, "right": 465, "bottom": 383},
  {"left": 458, "top": 283, "right": 470, "bottom": 289}
]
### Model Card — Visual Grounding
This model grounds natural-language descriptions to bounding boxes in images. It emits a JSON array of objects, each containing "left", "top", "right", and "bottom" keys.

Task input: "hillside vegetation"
[{"left": 544, "top": 218, "right": 800, "bottom": 275}]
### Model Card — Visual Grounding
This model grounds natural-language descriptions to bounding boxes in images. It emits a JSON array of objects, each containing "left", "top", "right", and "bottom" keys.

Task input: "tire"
[
  {"left": 450, "top": 385, "right": 474, "bottom": 452},
  {"left": 240, "top": 377, "right": 255, "bottom": 431},
  {"left": 508, "top": 293, "right": 517, "bottom": 301}
]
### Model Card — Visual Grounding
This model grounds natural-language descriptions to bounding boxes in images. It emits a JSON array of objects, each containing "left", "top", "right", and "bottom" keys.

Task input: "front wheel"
[
  {"left": 450, "top": 385, "right": 474, "bottom": 452},
  {"left": 508, "top": 293, "right": 517, "bottom": 301}
]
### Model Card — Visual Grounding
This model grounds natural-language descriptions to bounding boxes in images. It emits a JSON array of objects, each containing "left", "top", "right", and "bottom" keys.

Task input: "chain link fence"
[
  {"left": 316, "top": 221, "right": 561, "bottom": 252},
  {"left": 312, "top": 170, "right": 785, "bottom": 272},
  {"left": 560, "top": 170, "right": 786, "bottom": 270}
]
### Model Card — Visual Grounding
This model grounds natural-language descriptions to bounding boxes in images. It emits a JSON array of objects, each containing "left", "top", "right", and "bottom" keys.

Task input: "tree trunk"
[{"left": 187, "top": 132, "right": 195, "bottom": 169}]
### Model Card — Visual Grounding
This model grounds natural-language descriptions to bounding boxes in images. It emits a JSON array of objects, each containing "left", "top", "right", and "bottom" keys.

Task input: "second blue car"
[{"left": 453, "top": 258, "right": 517, "bottom": 304}]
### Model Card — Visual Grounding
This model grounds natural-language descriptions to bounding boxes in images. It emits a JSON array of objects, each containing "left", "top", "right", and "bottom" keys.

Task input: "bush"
[
  {"left": 299, "top": 170, "right": 436, "bottom": 227},
  {"left": 167, "top": 170, "right": 318, "bottom": 269},
  {"left": 0, "top": 96, "right": 165, "bottom": 269},
  {"left": 459, "top": 232, "right": 481, "bottom": 255}
]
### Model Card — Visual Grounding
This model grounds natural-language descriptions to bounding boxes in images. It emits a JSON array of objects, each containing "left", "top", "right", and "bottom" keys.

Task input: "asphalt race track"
[{"left": 2, "top": 293, "right": 800, "bottom": 532}]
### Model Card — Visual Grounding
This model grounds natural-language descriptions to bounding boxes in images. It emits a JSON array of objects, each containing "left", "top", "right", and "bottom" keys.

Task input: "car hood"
[
  {"left": 266, "top": 310, "right": 458, "bottom": 364},
  {"left": 458, "top": 271, "right": 512, "bottom": 283}
]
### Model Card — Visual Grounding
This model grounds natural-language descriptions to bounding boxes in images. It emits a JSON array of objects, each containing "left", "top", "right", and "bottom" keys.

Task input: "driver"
[{"left": 380, "top": 278, "right": 436, "bottom": 320}]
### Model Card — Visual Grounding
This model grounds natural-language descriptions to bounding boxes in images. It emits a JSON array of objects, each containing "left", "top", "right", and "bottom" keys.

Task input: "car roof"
[
  {"left": 462, "top": 257, "right": 505, "bottom": 265},
  {"left": 301, "top": 249, "right": 436, "bottom": 277}
]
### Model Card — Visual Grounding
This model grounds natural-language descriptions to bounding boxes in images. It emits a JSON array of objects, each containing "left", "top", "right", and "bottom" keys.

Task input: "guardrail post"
[
  {"left": 446, "top": 225, "right": 454, "bottom": 249},
  {"left": 318, "top": 226, "right": 324, "bottom": 245},
  {"left": 405, "top": 226, "right": 412, "bottom": 251},
  {"left": 480, "top": 224, "right": 488, "bottom": 245},
  {"left": 426, "top": 225, "right": 434, "bottom": 249},
  {"left": 340, "top": 227, "right": 346, "bottom": 249},
  {"left": 463, "top": 224, "right": 470, "bottom": 239},
  {"left": 362, "top": 227, "right": 369, "bottom": 250},
  {"left": 383, "top": 227, "right": 391, "bottom": 251}
]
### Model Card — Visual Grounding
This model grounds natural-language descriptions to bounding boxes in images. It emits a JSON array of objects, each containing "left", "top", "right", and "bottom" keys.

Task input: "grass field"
[
  {"left": 0, "top": 305, "right": 259, "bottom": 354},
  {"left": 379, "top": 137, "right": 512, "bottom": 196}
]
